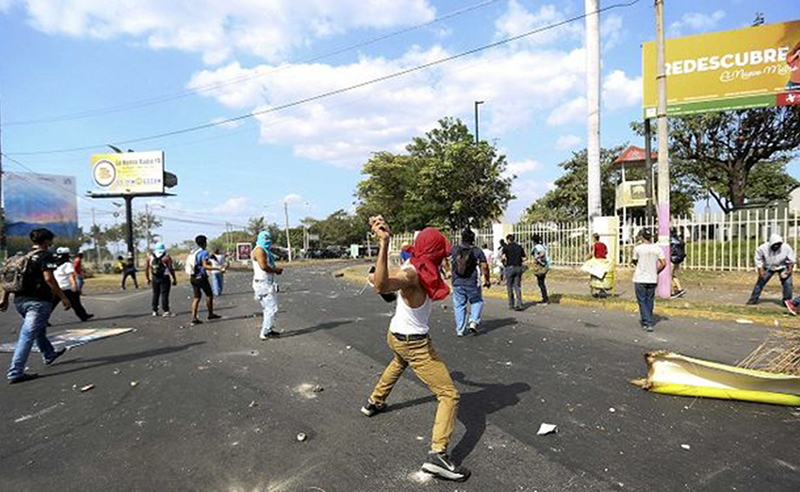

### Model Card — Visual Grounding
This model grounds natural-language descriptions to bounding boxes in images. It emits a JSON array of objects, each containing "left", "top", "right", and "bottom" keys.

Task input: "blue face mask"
[{"left": 255, "top": 231, "right": 276, "bottom": 266}]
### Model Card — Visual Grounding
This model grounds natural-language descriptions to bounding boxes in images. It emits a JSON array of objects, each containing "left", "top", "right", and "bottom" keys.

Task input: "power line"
[
  {"left": 7, "top": 0, "right": 640, "bottom": 157},
  {"left": 3, "top": 0, "right": 503, "bottom": 127}
]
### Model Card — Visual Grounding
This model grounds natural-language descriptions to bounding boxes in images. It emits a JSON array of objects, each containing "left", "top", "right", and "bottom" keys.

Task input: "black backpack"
[
  {"left": 151, "top": 254, "right": 167, "bottom": 277},
  {"left": 454, "top": 246, "right": 478, "bottom": 278}
]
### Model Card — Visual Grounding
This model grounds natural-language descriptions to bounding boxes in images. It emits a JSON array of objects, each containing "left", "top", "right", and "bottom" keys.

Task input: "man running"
[
  {"left": 360, "top": 216, "right": 469, "bottom": 482},
  {"left": 2, "top": 228, "right": 71, "bottom": 383}
]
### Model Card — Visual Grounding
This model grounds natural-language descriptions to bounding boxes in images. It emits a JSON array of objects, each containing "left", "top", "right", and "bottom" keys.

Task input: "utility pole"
[
  {"left": 654, "top": 0, "right": 671, "bottom": 298},
  {"left": 474, "top": 101, "right": 484, "bottom": 144},
  {"left": 585, "top": 0, "right": 602, "bottom": 233},
  {"left": 284, "top": 201, "right": 293, "bottom": 262}
]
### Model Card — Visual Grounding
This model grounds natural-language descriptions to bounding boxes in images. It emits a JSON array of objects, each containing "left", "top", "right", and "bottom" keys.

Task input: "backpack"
[
  {"left": 184, "top": 249, "right": 198, "bottom": 276},
  {"left": 151, "top": 254, "right": 167, "bottom": 277},
  {"left": 1, "top": 251, "right": 36, "bottom": 294},
  {"left": 454, "top": 246, "right": 478, "bottom": 278},
  {"left": 670, "top": 237, "right": 686, "bottom": 265}
]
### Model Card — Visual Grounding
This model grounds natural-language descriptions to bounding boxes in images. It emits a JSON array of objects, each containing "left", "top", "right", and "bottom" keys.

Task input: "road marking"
[{"left": 15, "top": 402, "right": 65, "bottom": 423}]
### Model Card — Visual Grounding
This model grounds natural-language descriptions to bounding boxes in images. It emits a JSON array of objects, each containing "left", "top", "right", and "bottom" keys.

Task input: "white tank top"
[
  {"left": 252, "top": 246, "right": 274, "bottom": 284},
  {"left": 389, "top": 264, "right": 432, "bottom": 335}
]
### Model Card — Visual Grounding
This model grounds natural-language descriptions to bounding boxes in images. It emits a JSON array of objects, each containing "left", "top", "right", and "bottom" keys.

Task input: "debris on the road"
[
  {"left": 346, "top": 345, "right": 352, "bottom": 350},
  {"left": 334, "top": 272, "right": 344, "bottom": 278},
  {"left": 130, "top": 381, "right": 139, "bottom": 387},
  {"left": 113, "top": 369, "right": 120, "bottom": 375},
  {"left": 249, "top": 400, "right": 258, "bottom": 408},
  {"left": 409, "top": 470, "right": 433, "bottom": 484},
  {"left": 416, "top": 436, "right": 424, "bottom": 441},
  {"left": 740, "top": 329, "right": 800, "bottom": 376},
  {"left": 536, "top": 423, "right": 558, "bottom": 436},
  {"left": 296, "top": 432, "right": 307, "bottom": 442},
  {"left": 294, "top": 383, "right": 320, "bottom": 399},
  {"left": 80, "top": 384, "right": 95, "bottom": 392},
  {"left": 681, "top": 444, "right": 691, "bottom": 450},
  {"left": 735, "top": 319, "right": 754, "bottom": 324},
  {"left": 609, "top": 407, "right": 616, "bottom": 413},
  {"left": 312, "top": 385, "right": 324, "bottom": 393},
  {"left": 630, "top": 351, "right": 800, "bottom": 406}
]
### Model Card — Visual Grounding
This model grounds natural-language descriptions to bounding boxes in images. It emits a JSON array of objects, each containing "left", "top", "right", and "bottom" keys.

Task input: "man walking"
[
  {"left": 747, "top": 234, "right": 794, "bottom": 306},
  {"left": 504, "top": 234, "right": 526, "bottom": 311},
  {"left": 670, "top": 229, "right": 687, "bottom": 299},
  {"left": 1, "top": 229, "right": 71, "bottom": 384},
  {"left": 145, "top": 243, "right": 177, "bottom": 317},
  {"left": 252, "top": 231, "right": 283, "bottom": 339},
  {"left": 360, "top": 216, "right": 469, "bottom": 482},
  {"left": 450, "top": 229, "right": 490, "bottom": 336},
  {"left": 53, "top": 247, "right": 93, "bottom": 322},
  {"left": 632, "top": 229, "right": 666, "bottom": 332},
  {"left": 188, "top": 235, "right": 221, "bottom": 326}
]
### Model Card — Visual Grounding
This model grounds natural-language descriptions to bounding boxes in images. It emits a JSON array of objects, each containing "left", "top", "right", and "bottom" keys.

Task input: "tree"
[
  {"left": 133, "top": 211, "right": 163, "bottom": 250},
  {"left": 356, "top": 118, "right": 513, "bottom": 231},
  {"left": 246, "top": 217, "right": 267, "bottom": 236},
  {"left": 645, "top": 107, "right": 800, "bottom": 212},
  {"left": 523, "top": 145, "right": 696, "bottom": 222}
]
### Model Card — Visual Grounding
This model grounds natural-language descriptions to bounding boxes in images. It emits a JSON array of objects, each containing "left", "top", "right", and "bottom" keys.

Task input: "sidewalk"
[{"left": 338, "top": 263, "right": 800, "bottom": 329}]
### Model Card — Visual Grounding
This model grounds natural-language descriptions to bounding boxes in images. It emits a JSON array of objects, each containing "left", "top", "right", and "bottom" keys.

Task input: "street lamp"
[{"left": 474, "top": 100, "right": 484, "bottom": 144}]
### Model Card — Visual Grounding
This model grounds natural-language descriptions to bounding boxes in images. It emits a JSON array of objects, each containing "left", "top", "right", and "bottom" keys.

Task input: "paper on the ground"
[
  {"left": 0, "top": 328, "right": 135, "bottom": 353},
  {"left": 537, "top": 423, "right": 558, "bottom": 435},
  {"left": 630, "top": 350, "right": 800, "bottom": 406}
]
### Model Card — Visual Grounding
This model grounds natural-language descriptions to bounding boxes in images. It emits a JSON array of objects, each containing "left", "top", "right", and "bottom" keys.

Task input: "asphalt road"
[{"left": 1, "top": 262, "right": 798, "bottom": 491}]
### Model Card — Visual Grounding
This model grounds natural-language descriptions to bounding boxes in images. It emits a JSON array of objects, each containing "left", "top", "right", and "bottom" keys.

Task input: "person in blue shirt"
[
  {"left": 189, "top": 235, "right": 221, "bottom": 326},
  {"left": 450, "top": 229, "right": 491, "bottom": 336}
]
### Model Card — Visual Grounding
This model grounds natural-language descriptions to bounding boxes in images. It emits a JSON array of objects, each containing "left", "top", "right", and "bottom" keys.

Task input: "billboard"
[
  {"left": 4, "top": 173, "right": 79, "bottom": 253},
  {"left": 615, "top": 180, "right": 648, "bottom": 209},
  {"left": 91, "top": 151, "right": 164, "bottom": 195},
  {"left": 643, "top": 20, "right": 800, "bottom": 117}
]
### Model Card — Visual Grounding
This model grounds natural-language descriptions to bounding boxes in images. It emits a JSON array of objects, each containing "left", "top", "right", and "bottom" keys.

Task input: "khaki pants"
[{"left": 370, "top": 330, "right": 459, "bottom": 453}]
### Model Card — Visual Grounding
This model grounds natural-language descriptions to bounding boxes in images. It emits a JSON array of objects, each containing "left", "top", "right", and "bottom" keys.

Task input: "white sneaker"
[
  {"left": 152, "top": 311, "right": 159, "bottom": 317},
  {"left": 162, "top": 311, "right": 174, "bottom": 317}
]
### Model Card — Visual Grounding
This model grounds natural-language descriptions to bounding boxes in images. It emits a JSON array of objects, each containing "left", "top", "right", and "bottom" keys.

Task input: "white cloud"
[
  {"left": 505, "top": 159, "right": 541, "bottom": 178},
  {"left": 0, "top": 0, "right": 13, "bottom": 12},
  {"left": 191, "top": 43, "right": 587, "bottom": 167},
  {"left": 494, "top": 1, "right": 582, "bottom": 47},
  {"left": 556, "top": 134, "right": 581, "bottom": 150},
  {"left": 602, "top": 70, "right": 642, "bottom": 110},
  {"left": 668, "top": 10, "right": 725, "bottom": 37},
  {"left": 210, "top": 117, "right": 242, "bottom": 129},
  {"left": 600, "top": 14, "right": 624, "bottom": 51},
  {"left": 546, "top": 97, "right": 586, "bottom": 126},
  {"left": 283, "top": 193, "right": 303, "bottom": 204},
  {"left": 215, "top": 196, "right": 249, "bottom": 214},
  {"left": 505, "top": 179, "right": 556, "bottom": 222},
  {"left": 13, "top": 0, "right": 436, "bottom": 64}
]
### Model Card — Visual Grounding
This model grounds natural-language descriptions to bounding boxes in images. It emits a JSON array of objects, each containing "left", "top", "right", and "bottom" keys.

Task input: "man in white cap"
[
  {"left": 53, "top": 247, "right": 93, "bottom": 322},
  {"left": 145, "top": 242, "right": 177, "bottom": 317},
  {"left": 747, "top": 233, "right": 795, "bottom": 307}
]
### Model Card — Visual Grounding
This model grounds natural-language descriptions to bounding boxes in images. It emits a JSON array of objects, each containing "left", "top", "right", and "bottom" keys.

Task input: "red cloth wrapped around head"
[{"left": 409, "top": 227, "right": 451, "bottom": 301}]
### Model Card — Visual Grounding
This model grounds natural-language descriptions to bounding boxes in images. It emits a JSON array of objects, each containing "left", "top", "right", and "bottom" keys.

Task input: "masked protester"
[
  {"left": 252, "top": 231, "right": 283, "bottom": 339},
  {"left": 747, "top": 234, "right": 795, "bottom": 306},
  {"left": 360, "top": 216, "right": 470, "bottom": 483}
]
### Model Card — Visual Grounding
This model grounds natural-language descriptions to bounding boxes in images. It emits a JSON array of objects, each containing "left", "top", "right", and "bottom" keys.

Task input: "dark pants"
[
  {"left": 122, "top": 269, "right": 138, "bottom": 289},
  {"left": 506, "top": 265, "right": 524, "bottom": 309},
  {"left": 748, "top": 270, "right": 793, "bottom": 303},
  {"left": 152, "top": 277, "right": 171, "bottom": 312},
  {"left": 52, "top": 290, "right": 90, "bottom": 321},
  {"left": 635, "top": 283, "right": 657, "bottom": 327},
  {"left": 536, "top": 274, "right": 549, "bottom": 303}
]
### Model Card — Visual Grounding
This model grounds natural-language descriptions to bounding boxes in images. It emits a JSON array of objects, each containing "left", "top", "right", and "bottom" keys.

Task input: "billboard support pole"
[
  {"left": 585, "top": 0, "right": 602, "bottom": 235},
  {"left": 655, "top": 0, "right": 671, "bottom": 299},
  {"left": 0, "top": 98, "right": 5, "bottom": 261},
  {"left": 124, "top": 195, "right": 135, "bottom": 266}
]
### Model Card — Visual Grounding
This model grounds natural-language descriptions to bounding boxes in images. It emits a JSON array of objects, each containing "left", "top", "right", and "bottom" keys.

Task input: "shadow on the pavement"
[
  {"left": 281, "top": 319, "right": 353, "bottom": 338},
  {"left": 42, "top": 342, "right": 206, "bottom": 378},
  {"left": 382, "top": 371, "right": 530, "bottom": 464},
  {"left": 59, "top": 306, "right": 235, "bottom": 326},
  {"left": 479, "top": 317, "right": 517, "bottom": 335}
]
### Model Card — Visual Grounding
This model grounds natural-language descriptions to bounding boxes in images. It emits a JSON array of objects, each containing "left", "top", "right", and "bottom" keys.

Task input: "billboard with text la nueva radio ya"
[
  {"left": 643, "top": 20, "right": 800, "bottom": 117},
  {"left": 91, "top": 151, "right": 164, "bottom": 195},
  {"left": 4, "top": 173, "right": 79, "bottom": 253}
]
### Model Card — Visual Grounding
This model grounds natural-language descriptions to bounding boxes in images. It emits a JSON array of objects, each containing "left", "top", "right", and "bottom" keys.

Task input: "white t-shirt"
[
  {"left": 633, "top": 243, "right": 665, "bottom": 284},
  {"left": 389, "top": 264, "right": 432, "bottom": 336},
  {"left": 54, "top": 262, "right": 75, "bottom": 291}
]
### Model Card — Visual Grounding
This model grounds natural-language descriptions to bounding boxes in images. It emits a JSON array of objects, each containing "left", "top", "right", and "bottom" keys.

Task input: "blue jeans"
[
  {"left": 749, "top": 270, "right": 793, "bottom": 302},
  {"left": 8, "top": 297, "right": 56, "bottom": 379},
  {"left": 634, "top": 283, "right": 657, "bottom": 327},
  {"left": 258, "top": 293, "right": 278, "bottom": 336},
  {"left": 210, "top": 273, "right": 223, "bottom": 296},
  {"left": 452, "top": 284, "right": 483, "bottom": 335}
]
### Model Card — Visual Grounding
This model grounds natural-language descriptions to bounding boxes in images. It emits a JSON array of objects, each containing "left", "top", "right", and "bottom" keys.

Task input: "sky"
[{"left": 1, "top": 0, "right": 798, "bottom": 247}]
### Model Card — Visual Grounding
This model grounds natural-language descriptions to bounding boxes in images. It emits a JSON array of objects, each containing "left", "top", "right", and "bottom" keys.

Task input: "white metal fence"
[{"left": 389, "top": 207, "right": 799, "bottom": 272}]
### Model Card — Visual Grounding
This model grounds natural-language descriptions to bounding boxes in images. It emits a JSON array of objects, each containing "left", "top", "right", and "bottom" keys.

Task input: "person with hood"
[
  {"left": 53, "top": 247, "right": 93, "bottom": 322},
  {"left": 145, "top": 243, "right": 177, "bottom": 317},
  {"left": 252, "top": 231, "right": 283, "bottom": 339},
  {"left": 747, "top": 233, "right": 795, "bottom": 306},
  {"left": 360, "top": 216, "right": 469, "bottom": 482}
]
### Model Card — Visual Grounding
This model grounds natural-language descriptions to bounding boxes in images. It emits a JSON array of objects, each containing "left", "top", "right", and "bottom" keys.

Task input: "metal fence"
[{"left": 388, "top": 207, "right": 799, "bottom": 272}]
